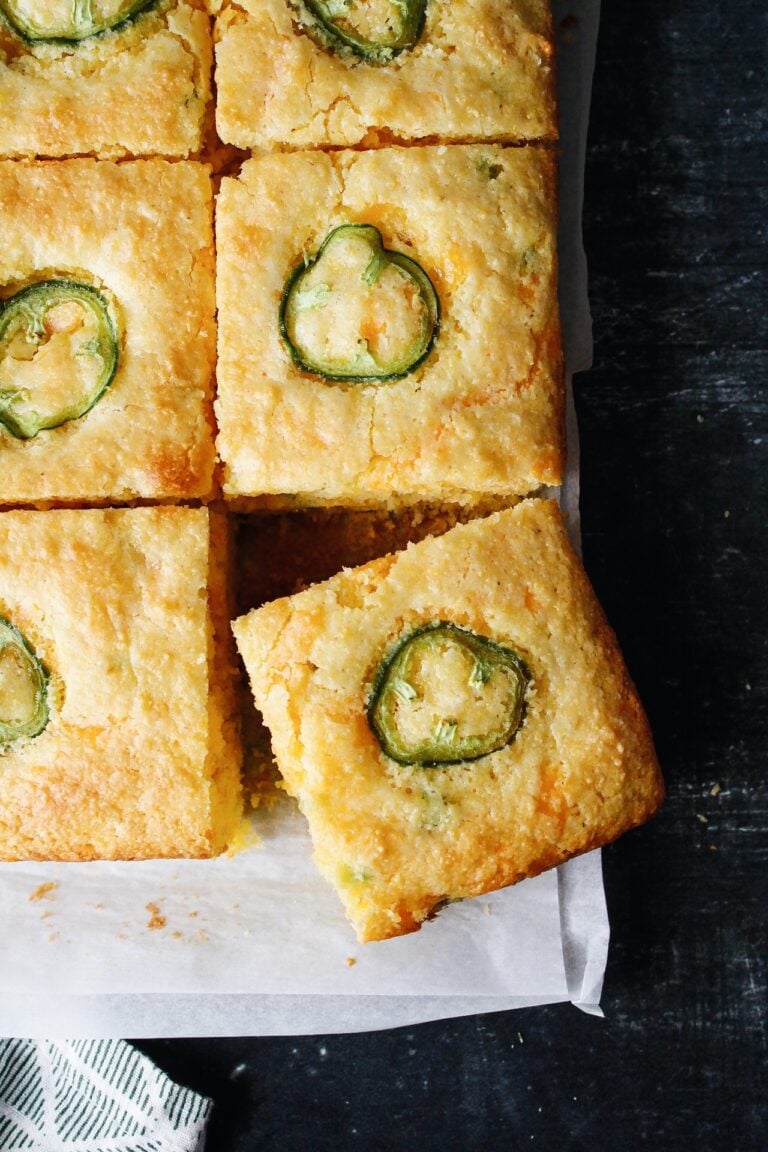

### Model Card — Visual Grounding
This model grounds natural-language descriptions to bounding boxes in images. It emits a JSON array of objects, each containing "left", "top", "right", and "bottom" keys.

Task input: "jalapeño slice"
[
  {"left": 0, "top": 616, "right": 49, "bottom": 749},
  {"left": 280, "top": 223, "right": 439, "bottom": 382},
  {"left": 0, "top": 0, "right": 156, "bottom": 43},
  {"left": 305, "top": 0, "right": 427, "bottom": 63},
  {"left": 368, "top": 622, "right": 530, "bottom": 766},
  {"left": 0, "top": 279, "right": 118, "bottom": 440}
]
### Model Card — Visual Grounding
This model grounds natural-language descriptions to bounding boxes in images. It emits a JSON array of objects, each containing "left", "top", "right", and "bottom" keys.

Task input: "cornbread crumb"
[
  {"left": 146, "top": 902, "right": 167, "bottom": 930},
  {"left": 29, "top": 881, "right": 57, "bottom": 902}
]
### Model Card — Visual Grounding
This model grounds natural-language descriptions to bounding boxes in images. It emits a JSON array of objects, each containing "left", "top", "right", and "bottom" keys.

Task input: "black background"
[{"left": 136, "top": 2, "right": 767, "bottom": 1147}]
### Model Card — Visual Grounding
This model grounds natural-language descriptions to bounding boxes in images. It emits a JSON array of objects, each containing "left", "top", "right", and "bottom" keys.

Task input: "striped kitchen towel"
[{"left": 0, "top": 1039, "right": 211, "bottom": 1152}]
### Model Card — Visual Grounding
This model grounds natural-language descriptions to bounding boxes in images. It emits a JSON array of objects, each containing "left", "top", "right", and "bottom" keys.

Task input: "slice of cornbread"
[
  {"left": 0, "top": 0, "right": 212, "bottom": 159},
  {"left": 216, "top": 145, "right": 563, "bottom": 508},
  {"left": 0, "top": 507, "right": 241, "bottom": 860},
  {"left": 214, "top": 0, "right": 556, "bottom": 150},
  {"left": 0, "top": 160, "right": 216, "bottom": 505},
  {"left": 233, "top": 500, "right": 663, "bottom": 942}
]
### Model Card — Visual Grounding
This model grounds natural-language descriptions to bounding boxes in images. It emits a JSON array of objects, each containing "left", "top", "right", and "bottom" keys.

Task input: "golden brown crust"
[
  {"left": 216, "top": 145, "right": 564, "bottom": 507},
  {"left": 215, "top": 0, "right": 557, "bottom": 149},
  {"left": 0, "top": 507, "right": 242, "bottom": 860},
  {"left": 0, "top": 160, "right": 217, "bottom": 504},
  {"left": 233, "top": 500, "right": 663, "bottom": 942},
  {"left": 0, "top": 1, "right": 212, "bottom": 159}
]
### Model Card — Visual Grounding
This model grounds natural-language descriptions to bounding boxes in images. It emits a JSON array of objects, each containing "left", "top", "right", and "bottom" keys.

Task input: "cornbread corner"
[
  {"left": 0, "top": 0, "right": 212, "bottom": 159},
  {"left": 216, "top": 145, "right": 564, "bottom": 508},
  {"left": 0, "top": 160, "right": 217, "bottom": 505},
  {"left": 0, "top": 506, "right": 242, "bottom": 860},
  {"left": 214, "top": 0, "right": 556, "bottom": 149},
  {"left": 233, "top": 499, "right": 663, "bottom": 942}
]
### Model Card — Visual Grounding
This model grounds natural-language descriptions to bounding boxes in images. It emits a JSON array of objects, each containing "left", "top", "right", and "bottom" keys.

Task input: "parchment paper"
[{"left": 0, "top": 0, "right": 606, "bottom": 1038}]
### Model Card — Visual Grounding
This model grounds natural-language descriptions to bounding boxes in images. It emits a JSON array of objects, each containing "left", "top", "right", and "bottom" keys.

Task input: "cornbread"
[
  {"left": 0, "top": 160, "right": 217, "bottom": 505},
  {"left": 0, "top": 507, "right": 241, "bottom": 860},
  {"left": 216, "top": 145, "right": 563, "bottom": 508},
  {"left": 0, "top": 0, "right": 212, "bottom": 159},
  {"left": 214, "top": 0, "right": 556, "bottom": 149},
  {"left": 233, "top": 500, "right": 663, "bottom": 942}
]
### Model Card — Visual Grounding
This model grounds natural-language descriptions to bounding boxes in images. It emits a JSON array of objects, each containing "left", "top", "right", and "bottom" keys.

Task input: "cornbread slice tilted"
[
  {"left": 233, "top": 500, "right": 663, "bottom": 942},
  {"left": 216, "top": 144, "right": 563, "bottom": 508},
  {"left": 215, "top": 0, "right": 556, "bottom": 150},
  {"left": 0, "top": 160, "right": 217, "bottom": 505},
  {"left": 0, "top": 0, "right": 212, "bottom": 159},
  {"left": 0, "top": 507, "right": 241, "bottom": 860}
]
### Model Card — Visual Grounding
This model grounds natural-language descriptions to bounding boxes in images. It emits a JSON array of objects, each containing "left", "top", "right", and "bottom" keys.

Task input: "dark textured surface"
[{"left": 136, "top": 1, "right": 767, "bottom": 1146}]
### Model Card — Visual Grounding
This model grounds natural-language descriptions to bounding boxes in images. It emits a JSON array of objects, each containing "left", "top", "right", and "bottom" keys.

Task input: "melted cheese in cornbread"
[{"left": 233, "top": 500, "right": 663, "bottom": 942}]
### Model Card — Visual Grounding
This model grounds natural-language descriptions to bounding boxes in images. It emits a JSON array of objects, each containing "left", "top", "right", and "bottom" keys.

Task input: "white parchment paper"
[{"left": 0, "top": 0, "right": 606, "bottom": 1038}]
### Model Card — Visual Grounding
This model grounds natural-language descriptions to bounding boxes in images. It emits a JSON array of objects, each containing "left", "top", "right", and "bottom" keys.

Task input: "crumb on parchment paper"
[
  {"left": 29, "top": 882, "right": 58, "bottom": 903},
  {"left": 345, "top": 957, "right": 357, "bottom": 968},
  {"left": 145, "top": 902, "right": 166, "bottom": 931}
]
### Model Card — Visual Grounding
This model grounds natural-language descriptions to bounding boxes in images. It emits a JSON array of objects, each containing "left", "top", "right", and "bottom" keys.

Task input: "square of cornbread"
[
  {"left": 0, "top": 160, "right": 216, "bottom": 505},
  {"left": 233, "top": 500, "right": 663, "bottom": 942},
  {"left": 0, "top": 507, "right": 241, "bottom": 860},
  {"left": 214, "top": 0, "right": 556, "bottom": 149},
  {"left": 0, "top": 0, "right": 212, "bottom": 159},
  {"left": 216, "top": 145, "right": 563, "bottom": 508}
]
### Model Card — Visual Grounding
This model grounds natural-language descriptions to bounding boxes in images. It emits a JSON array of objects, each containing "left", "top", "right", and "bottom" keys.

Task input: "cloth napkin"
[{"left": 0, "top": 1039, "right": 211, "bottom": 1152}]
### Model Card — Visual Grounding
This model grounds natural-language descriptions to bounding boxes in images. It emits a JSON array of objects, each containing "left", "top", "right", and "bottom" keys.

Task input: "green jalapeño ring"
[
  {"left": 0, "top": 0, "right": 156, "bottom": 44},
  {"left": 305, "top": 0, "right": 427, "bottom": 63},
  {"left": 368, "top": 622, "right": 531, "bottom": 766},
  {"left": 0, "top": 279, "right": 118, "bottom": 440},
  {"left": 0, "top": 616, "right": 49, "bottom": 750},
  {"left": 280, "top": 223, "right": 439, "bottom": 383}
]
